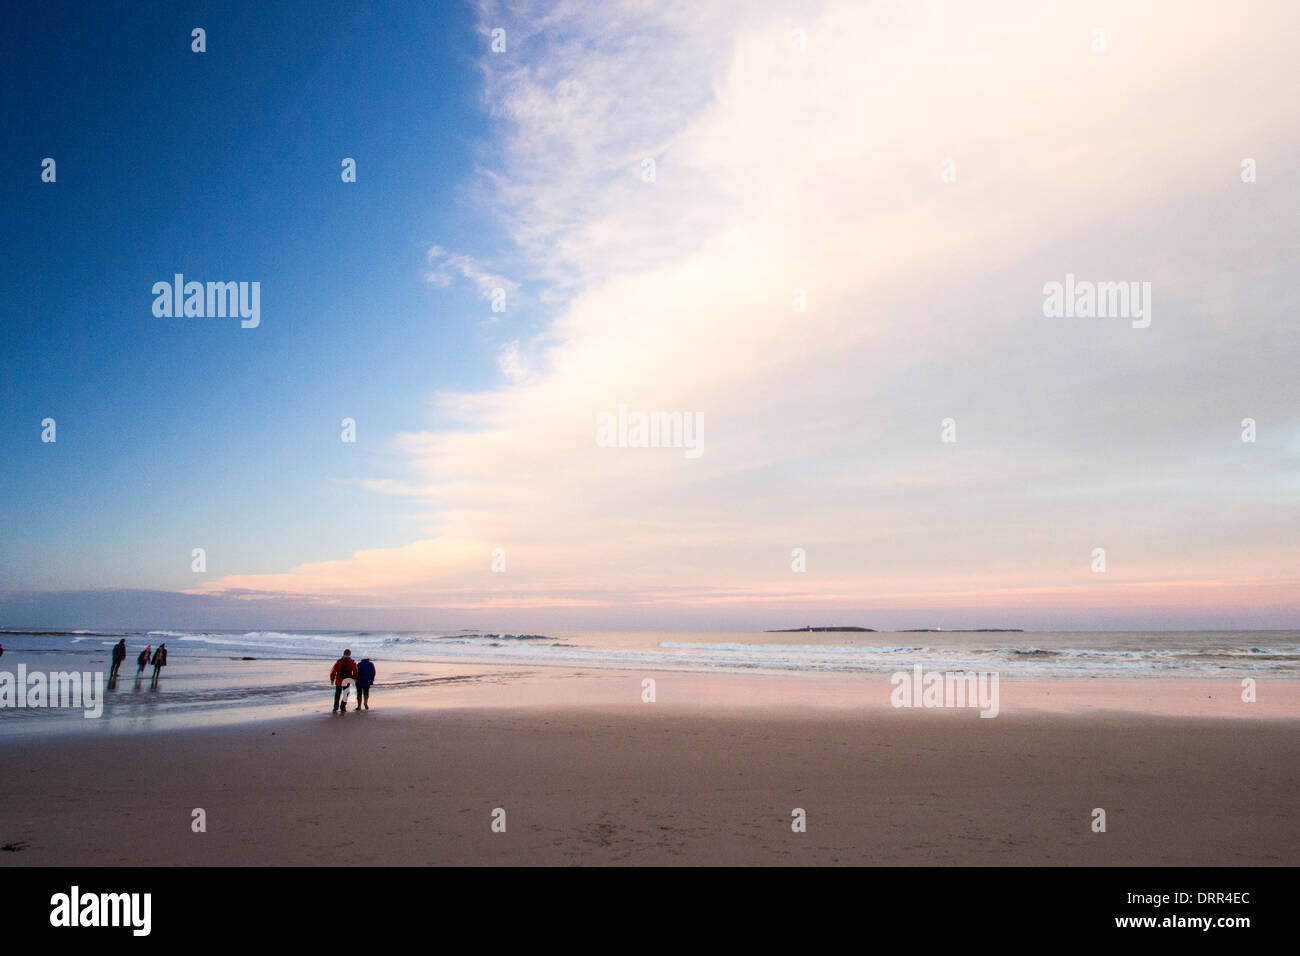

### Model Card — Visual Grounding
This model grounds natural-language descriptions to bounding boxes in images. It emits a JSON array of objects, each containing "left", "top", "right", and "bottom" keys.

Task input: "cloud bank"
[{"left": 199, "top": 0, "right": 1300, "bottom": 627}]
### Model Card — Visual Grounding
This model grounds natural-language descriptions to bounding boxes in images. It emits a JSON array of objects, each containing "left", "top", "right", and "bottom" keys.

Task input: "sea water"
[{"left": 2, "top": 628, "right": 1296, "bottom": 732}]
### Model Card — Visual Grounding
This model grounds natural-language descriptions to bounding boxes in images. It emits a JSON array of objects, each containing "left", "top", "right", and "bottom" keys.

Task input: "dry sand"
[{"left": 1, "top": 672, "right": 1296, "bottom": 865}]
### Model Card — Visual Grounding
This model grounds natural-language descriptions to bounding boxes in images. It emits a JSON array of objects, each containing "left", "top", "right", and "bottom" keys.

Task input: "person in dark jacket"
[
  {"left": 355, "top": 657, "right": 376, "bottom": 710},
  {"left": 136, "top": 644, "right": 152, "bottom": 676},
  {"left": 110, "top": 639, "right": 127, "bottom": 678},
  {"left": 329, "top": 649, "right": 359, "bottom": 713},
  {"left": 149, "top": 644, "right": 167, "bottom": 685}
]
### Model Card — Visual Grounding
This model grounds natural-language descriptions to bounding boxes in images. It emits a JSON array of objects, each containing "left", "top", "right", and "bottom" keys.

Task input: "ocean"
[
  {"left": 2, "top": 628, "right": 1296, "bottom": 733},
  {"left": 3, "top": 627, "right": 1297, "bottom": 676}
]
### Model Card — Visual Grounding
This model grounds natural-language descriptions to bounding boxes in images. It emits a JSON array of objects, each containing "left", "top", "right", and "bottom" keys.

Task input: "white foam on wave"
[{"left": 14, "top": 628, "right": 1299, "bottom": 677}]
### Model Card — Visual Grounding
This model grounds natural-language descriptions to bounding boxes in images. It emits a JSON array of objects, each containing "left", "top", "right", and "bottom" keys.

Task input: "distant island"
[
  {"left": 765, "top": 626, "right": 1024, "bottom": 633},
  {"left": 900, "top": 628, "right": 1024, "bottom": 633}
]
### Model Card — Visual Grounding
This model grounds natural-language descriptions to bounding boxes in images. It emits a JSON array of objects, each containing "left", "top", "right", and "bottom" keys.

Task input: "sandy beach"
[{"left": 2, "top": 671, "right": 1296, "bottom": 866}]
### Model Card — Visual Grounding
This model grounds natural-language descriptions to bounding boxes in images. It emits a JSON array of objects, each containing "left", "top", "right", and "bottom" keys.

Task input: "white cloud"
[
  {"left": 204, "top": 0, "right": 1300, "bottom": 621},
  {"left": 424, "top": 244, "right": 520, "bottom": 305}
]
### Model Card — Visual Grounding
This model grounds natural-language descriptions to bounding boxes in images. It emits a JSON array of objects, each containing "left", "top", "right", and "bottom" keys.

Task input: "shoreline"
[
  {"left": 1, "top": 667, "right": 1297, "bottom": 739},
  {"left": 2, "top": 664, "right": 1297, "bottom": 732}
]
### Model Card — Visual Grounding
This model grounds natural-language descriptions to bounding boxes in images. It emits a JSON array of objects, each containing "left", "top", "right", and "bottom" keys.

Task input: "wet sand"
[{"left": 1, "top": 672, "right": 1296, "bottom": 865}]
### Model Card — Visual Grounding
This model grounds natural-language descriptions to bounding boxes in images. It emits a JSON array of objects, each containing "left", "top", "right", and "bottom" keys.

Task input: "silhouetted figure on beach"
[
  {"left": 136, "top": 644, "right": 152, "bottom": 677},
  {"left": 150, "top": 643, "right": 167, "bottom": 686},
  {"left": 356, "top": 657, "right": 376, "bottom": 710},
  {"left": 330, "top": 649, "right": 358, "bottom": 714},
  {"left": 110, "top": 639, "right": 127, "bottom": 678}
]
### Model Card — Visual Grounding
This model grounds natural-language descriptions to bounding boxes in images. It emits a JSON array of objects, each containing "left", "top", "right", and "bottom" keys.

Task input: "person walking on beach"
[
  {"left": 149, "top": 643, "right": 167, "bottom": 685},
  {"left": 330, "top": 649, "right": 359, "bottom": 714},
  {"left": 356, "top": 656, "right": 376, "bottom": 711},
  {"left": 110, "top": 639, "right": 127, "bottom": 678},
  {"left": 136, "top": 643, "right": 152, "bottom": 676}
]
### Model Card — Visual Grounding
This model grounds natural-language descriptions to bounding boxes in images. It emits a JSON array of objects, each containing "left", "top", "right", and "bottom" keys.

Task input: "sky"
[{"left": 2, "top": 0, "right": 1298, "bottom": 632}]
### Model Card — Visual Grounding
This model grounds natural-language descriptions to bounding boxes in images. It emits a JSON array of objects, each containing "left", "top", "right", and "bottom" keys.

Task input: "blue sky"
[
  {"left": 2, "top": 1, "right": 532, "bottom": 593},
  {"left": 3, "top": 0, "right": 1298, "bottom": 631}
]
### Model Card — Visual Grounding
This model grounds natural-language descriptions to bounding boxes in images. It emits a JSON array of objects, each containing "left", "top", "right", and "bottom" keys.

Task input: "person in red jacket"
[{"left": 329, "top": 649, "right": 359, "bottom": 714}]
